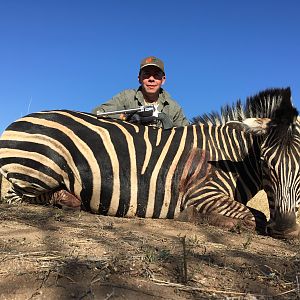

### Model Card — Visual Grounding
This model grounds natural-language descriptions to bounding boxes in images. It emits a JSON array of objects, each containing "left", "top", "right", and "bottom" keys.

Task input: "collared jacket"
[{"left": 92, "top": 87, "right": 189, "bottom": 127}]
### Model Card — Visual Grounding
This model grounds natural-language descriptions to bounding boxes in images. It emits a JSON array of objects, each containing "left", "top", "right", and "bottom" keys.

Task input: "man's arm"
[
  {"left": 173, "top": 107, "right": 190, "bottom": 127},
  {"left": 165, "top": 97, "right": 189, "bottom": 127},
  {"left": 92, "top": 91, "right": 129, "bottom": 115}
]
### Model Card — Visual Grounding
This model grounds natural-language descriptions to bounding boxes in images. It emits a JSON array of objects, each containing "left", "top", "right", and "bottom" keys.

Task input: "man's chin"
[{"left": 145, "top": 89, "right": 158, "bottom": 94}]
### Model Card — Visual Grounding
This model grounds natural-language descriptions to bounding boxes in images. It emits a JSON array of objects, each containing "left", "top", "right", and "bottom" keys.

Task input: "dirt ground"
[{"left": 0, "top": 183, "right": 300, "bottom": 299}]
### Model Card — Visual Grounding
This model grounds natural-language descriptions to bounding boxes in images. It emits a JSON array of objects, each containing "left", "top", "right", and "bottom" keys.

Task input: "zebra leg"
[
  {"left": 178, "top": 197, "right": 266, "bottom": 232},
  {"left": 1, "top": 184, "right": 54, "bottom": 205},
  {"left": 177, "top": 206, "right": 255, "bottom": 230},
  {"left": 176, "top": 150, "right": 263, "bottom": 231},
  {"left": 49, "top": 189, "right": 81, "bottom": 210},
  {"left": 197, "top": 205, "right": 267, "bottom": 232},
  {"left": 1, "top": 185, "right": 81, "bottom": 210},
  {"left": 1, "top": 186, "right": 23, "bottom": 204},
  {"left": 176, "top": 206, "right": 200, "bottom": 223},
  {"left": 197, "top": 212, "right": 256, "bottom": 231}
]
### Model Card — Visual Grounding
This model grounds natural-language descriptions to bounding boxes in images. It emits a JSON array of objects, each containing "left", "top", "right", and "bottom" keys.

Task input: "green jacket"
[{"left": 92, "top": 87, "right": 189, "bottom": 127}]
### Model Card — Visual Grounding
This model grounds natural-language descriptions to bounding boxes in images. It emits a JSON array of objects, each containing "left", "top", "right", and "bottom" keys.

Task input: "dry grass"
[
  {"left": 1, "top": 177, "right": 300, "bottom": 299},
  {"left": 0, "top": 204, "right": 299, "bottom": 299}
]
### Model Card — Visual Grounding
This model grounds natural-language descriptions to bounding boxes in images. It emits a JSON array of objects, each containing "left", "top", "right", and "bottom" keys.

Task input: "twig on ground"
[
  {"left": 95, "top": 215, "right": 102, "bottom": 225},
  {"left": 104, "top": 290, "right": 115, "bottom": 300},
  {"left": 296, "top": 273, "right": 300, "bottom": 299},
  {"left": 95, "top": 282, "right": 169, "bottom": 299},
  {"left": 274, "top": 288, "right": 297, "bottom": 297},
  {"left": 148, "top": 277, "right": 269, "bottom": 297},
  {"left": 54, "top": 272, "right": 77, "bottom": 283},
  {"left": 180, "top": 235, "right": 188, "bottom": 283}
]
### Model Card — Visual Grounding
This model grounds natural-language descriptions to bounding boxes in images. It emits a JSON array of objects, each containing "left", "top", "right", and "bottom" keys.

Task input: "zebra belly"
[{"left": 91, "top": 178, "right": 182, "bottom": 219}]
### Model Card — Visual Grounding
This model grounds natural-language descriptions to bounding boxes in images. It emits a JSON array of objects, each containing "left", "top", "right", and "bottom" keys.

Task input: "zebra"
[{"left": 0, "top": 87, "right": 299, "bottom": 239}]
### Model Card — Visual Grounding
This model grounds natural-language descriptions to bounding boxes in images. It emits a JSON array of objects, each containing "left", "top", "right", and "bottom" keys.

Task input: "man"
[{"left": 92, "top": 56, "right": 189, "bottom": 127}]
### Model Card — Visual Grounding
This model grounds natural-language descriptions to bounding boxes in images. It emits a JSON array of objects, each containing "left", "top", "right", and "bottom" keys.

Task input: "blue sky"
[{"left": 0, "top": 1, "right": 299, "bottom": 133}]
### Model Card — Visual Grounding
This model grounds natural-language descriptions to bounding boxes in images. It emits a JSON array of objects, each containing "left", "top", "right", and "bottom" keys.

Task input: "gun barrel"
[{"left": 96, "top": 105, "right": 155, "bottom": 117}]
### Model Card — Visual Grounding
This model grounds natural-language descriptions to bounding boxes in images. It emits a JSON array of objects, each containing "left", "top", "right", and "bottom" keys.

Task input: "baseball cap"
[{"left": 140, "top": 56, "right": 165, "bottom": 73}]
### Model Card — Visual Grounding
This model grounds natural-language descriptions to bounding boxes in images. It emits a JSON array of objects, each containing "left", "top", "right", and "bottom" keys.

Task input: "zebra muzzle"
[{"left": 266, "top": 212, "right": 300, "bottom": 239}]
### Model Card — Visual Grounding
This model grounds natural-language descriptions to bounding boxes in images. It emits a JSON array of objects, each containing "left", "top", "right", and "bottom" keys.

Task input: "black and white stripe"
[{"left": 0, "top": 88, "right": 299, "bottom": 238}]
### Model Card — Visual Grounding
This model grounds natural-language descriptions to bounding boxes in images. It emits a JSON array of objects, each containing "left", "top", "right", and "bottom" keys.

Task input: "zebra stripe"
[
  {"left": 0, "top": 87, "right": 299, "bottom": 239},
  {"left": 0, "top": 110, "right": 259, "bottom": 220}
]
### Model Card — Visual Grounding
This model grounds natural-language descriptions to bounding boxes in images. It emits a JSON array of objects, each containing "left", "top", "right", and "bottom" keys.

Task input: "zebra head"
[{"left": 242, "top": 88, "right": 300, "bottom": 239}]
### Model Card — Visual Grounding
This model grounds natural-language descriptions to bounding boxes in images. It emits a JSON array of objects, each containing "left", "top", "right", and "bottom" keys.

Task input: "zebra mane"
[{"left": 191, "top": 87, "right": 294, "bottom": 125}]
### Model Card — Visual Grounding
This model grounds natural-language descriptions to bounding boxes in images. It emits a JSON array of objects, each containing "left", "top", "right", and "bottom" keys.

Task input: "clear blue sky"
[{"left": 0, "top": 1, "right": 299, "bottom": 133}]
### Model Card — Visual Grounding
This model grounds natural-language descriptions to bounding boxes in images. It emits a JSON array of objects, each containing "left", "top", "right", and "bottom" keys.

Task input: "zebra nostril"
[
  {"left": 273, "top": 211, "right": 297, "bottom": 231},
  {"left": 266, "top": 217, "right": 300, "bottom": 239}
]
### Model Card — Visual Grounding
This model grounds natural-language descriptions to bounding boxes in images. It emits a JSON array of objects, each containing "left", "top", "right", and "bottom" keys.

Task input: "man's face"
[{"left": 139, "top": 66, "right": 166, "bottom": 95}]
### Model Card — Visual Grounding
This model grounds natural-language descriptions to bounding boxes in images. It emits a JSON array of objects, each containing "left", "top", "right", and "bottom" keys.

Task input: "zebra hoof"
[
  {"left": 177, "top": 208, "right": 257, "bottom": 232},
  {"left": 192, "top": 212, "right": 255, "bottom": 231},
  {"left": 50, "top": 190, "right": 81, "bottom": 210}
]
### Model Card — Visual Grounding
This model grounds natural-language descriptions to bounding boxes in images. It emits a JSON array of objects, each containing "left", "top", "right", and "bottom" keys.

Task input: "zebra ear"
[
  {"left": 225, "top": 121, "right": 246, "bottom": 131},
  {"left": 242, "top": 118, "right": 271, "bottom": 135}
]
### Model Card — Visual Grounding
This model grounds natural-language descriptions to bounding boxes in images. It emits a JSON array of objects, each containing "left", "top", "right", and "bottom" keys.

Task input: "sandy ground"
[{"left": 0, "top": 180, "right": 300, "bottom": 300}]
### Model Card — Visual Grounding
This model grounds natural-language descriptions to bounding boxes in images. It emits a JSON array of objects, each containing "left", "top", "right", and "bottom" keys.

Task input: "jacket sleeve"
[
  {"left": 172, "top": 107, "right": 190, "bottom": 127},
  {"left": 92, "top": 91, "right": 129, "bottom": 115}
]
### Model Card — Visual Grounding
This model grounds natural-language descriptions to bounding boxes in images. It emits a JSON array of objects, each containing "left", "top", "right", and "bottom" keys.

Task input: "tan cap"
[{"left": 140, "top": 56, "right": 165, "bottom": 73}]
